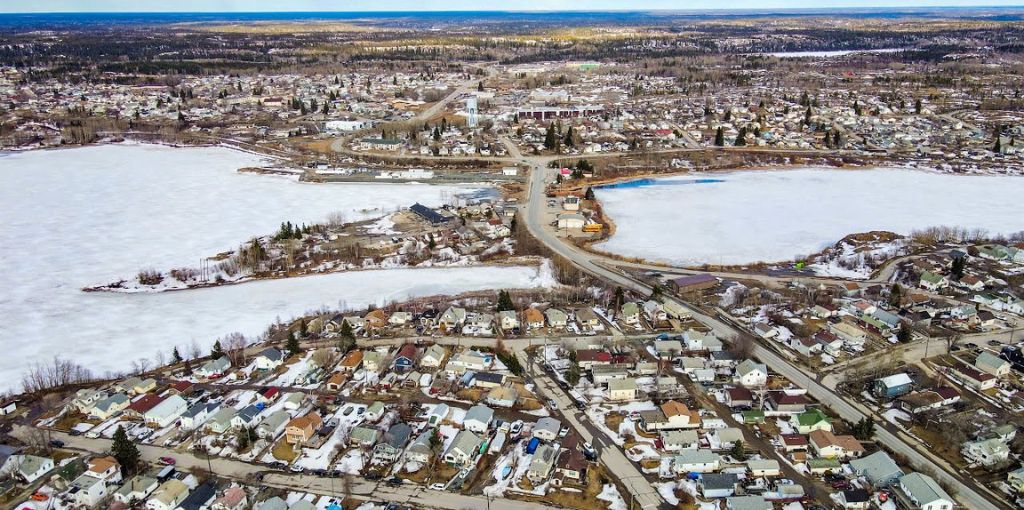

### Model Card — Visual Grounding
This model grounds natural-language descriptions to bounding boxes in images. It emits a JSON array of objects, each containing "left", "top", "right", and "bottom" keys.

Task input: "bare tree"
[
  {"left": 20, "top": 356, "right": 94, "bottom": 394},
  {"left": 131, "top": 358, "right": 151, "bottom": 375},
  {"left": 188, "top": 340, "right": 203, "bottom": 360}
]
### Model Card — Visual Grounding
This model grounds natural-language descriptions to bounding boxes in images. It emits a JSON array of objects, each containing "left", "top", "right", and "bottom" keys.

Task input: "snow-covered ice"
[
  {"left": 594, "top": 168, "right": 1024, "bottom": 266},
  {"left": 0, "top": 143, "right": 546, "bottom": 390}
]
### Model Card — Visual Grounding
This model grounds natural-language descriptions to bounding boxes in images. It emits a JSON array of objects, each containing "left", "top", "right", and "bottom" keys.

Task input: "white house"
[
  {"left": 255, "top": 348, "right": 285, "bottom": 371},
  {"left": 735, "top": 359, "right": 768, "bottom": 387},
  {"left": 1, "top": 455, "right": 53, "bottom": 484},
  {"left": 464, "top": 405, "right": 494, "bottom": 433},
  {"left": 534, "top": 417, "right": 562, "bottom": 441},
  {"left": 894, "top": 473, "right": 955, "bottom": 510},
  {"left": 444, "top": 430, "right": 482, "bottom": 466},
  {"left": 672, "top": 450, "right": 721, "bottom": 473},
  {"left": 144, "top": 394, "right": 188, "bottom": 428},
  {"left": 608, "top": 378, "right": 638, "bottom": 401},
  {"left": 961, "top": 437, "right": 1010, "bottom": 466}
]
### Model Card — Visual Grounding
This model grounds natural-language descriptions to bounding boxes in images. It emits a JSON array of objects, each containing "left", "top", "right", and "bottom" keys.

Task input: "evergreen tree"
[
  {"left": 286, "top": 330, "right": 302, "bottom": 355},
  {"left": 111, "top": 425, "right": 140, "bottom": 475},
  {"left": 544, "top": 123, "right": 558, "bottom": 150},
  {"left": 477, "top": 81, "right": 484, "bottom": 92},
  {"left": 211, "top": 340, "right": 224, "bottom": 359},
  {"left": 951, "top": 255, "right": 966, "bottom": 280},
  {"left": 915, "top": 98, "right": 923, "bottom": 114},
  {"left": 897, "top": 322, "right": 912, "bottom": 343},
  {"left": 824, "top": 131, "right": 832, "bottom": 148},
  {"left": 584, "top": 187, "right": 595, "bottom": 200},
  {"left": 852, "top": 417, "right": 875, "bottom": 440},
  {"left": 730, "top": 440, "right": 746, "bottom": 461},
  {"left": 496, "top": 290, "right": 515, "bottom": 312},
  {"left": 888, "top": 283, "right": 902, "bottom": 308},
  {"left": 714, "top": 126, "right": 725, "bottom": 147},
  {"left": 734, "top": 126, "right": 747, "bottom": 146},
  {"left": 172, "top": 347, "right": 183, "bottom": 364}
]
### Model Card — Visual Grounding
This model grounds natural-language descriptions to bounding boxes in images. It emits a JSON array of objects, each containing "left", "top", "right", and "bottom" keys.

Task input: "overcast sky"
[{"left": 4, "top": 0, "right": 1024, "bottom": 13}]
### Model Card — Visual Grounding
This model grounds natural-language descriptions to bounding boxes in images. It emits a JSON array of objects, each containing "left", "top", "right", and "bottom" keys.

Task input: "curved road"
[{"left": 520, "top": 159, "right": 1005, "bottom": 510}]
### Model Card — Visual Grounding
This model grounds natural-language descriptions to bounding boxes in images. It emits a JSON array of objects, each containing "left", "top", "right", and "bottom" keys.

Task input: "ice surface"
[
  {"left": 0, "top": 144, "right": 546, "bottom": 390},
  {"left": 595, "top": 168, "right": 1024, "bottom": 266}
]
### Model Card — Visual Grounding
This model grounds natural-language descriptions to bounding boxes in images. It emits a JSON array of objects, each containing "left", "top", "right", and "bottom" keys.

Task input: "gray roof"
[
  {"left": 850, "top": 451, "right": 904, "bottom": 485},
  {"left": 259, "top": 497, "right": 288, "bottom": 510},
  {"left": 536, "top": 416, "right": 562, "bottom": 434},
  {"left": 383, "top": 423, "right": 413, "bottom": 449},
  {"left": 700, "top": 473, "right": 738, "bottom": 491},
  {"left": 259, "top": 347, "right": 284, "bottom": 362},
  {"left": 465, "top": 404, "right": 494, "bottom": 425},
  {"left": 447, "top": 430, "right": 483, "bottom": 456},
  {"left": 726, "top": 495, "right": 771, "bottom": 510},
  {"left": 899, "top": 472, "right": 953, "bottom": 506}
]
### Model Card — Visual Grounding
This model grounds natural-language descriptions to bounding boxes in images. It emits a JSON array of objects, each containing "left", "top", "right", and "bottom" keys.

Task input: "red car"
[{"left": 158, "top": 456, "right": 176, "bottom": 465}]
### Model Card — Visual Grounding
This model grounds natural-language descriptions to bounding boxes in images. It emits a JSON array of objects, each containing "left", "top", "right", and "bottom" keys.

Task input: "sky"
[{"left": 3, "top": 0, "right": 1024, "bottom": 13}]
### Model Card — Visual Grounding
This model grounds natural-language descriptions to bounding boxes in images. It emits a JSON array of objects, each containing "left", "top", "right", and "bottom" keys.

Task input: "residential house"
[
  {"left": 420, "top": 344, "right": 447, "bottom": 368},
  {"left": 726, "top": 496, "right": 772, "bottom": 510},
  {"left": 286, "top": 412, "right": 322, "bottom": 445},
  {"left": 766, "top": 392, "right": 809, "bottom": 414},
  {"left": 699, "top": 473, "right": 739, "bottom": 498},
  {"left": 255, "top": 348, "right": 285, "bottom": 371},
  {"left": 472, "top": 372, "right": 505, "bottom": 389},
  {"left": 232, "top": 404, "right": 263, "bottom": 430},
  {"left": 524, "top": 308, "right": 545, "bottom": 330},
  {"left": 486, "top": 386, "right": 518, "bottom": 408},
  {"left": 808, "top": 429, "right": 865, "bottom": 459},
  {"left": 445, "top": 350, "right": 492, "bottom": 374},
  {"left": 919, "top": 271, "right": 949, "bottom": 291},
  {"left": 556, "top": 449, "right": 588, "bottom": 483},
  {"left": 394, "top": 344, "right": 418, "bottom": 373},
  {"left": 124, "top": 394, "right": 164, "bottom": 419},
  {"left": 338, "top": 350, "right": 364, "bottom": 372},
  {"left": 735, "top": 359, "right": 768, "bottom": 387},
  {"left": 544, "top": 308, "right": 568, "bottom": 329},
  {"left": 114, "top": 475, "right": 158, "bottom": 504},
  {"left": 608, "top": 378, "right": 638, "bottom": 401},
  {"left": 746, "top": 459, "right": 781, "bottom": 477},
  {"left": 388, "top": 311, "right": 413, "bottom": 326},
  {"left": 373, "top": 423, "right": 413, "bottom": 463},
  {"left": 534, "top": 417, "right": 562, "bottom": 441},
  {"left": 206, "top": 407, "right": 237, "bottom": 434},
  {"left": 407, "top": 432, "right": 435, "bottom": 465},
  {"left": 662, "top": 430, "right": 700, "bottom": 451},
  {"left": 177, "top": 480, "right": 217, "bottom": 510},
  {"left": 620, "top": 302, "right": 641, "bottom": 325},
  {"left": 873, "top": 373, "right": 914, "bottom": 399},
  {"left": 1007, "top": 467, "right": 1024, "bottom": 492},
  {"left": 211, "top": 487, "right": 249, "bottom": 510},
  {"left": 849, "top": 451, "right": 904, "bottom": 487},
  {"left": 976, "top": 351, "right": 1010, "bottom": 377},
  {"left": 349, "top": 426, "right": 380, "bottom": 448},
  {"left": 837, "top": 489, "right": 871, "bottom": 510},
  {"left": 672, "top": 449, "right": 721, "bottom": 473},
  {"left": 962, "top": 437, "right": 1010, "bottom": 466},
  {"left": 575, "top": 308, "right": 601, "bottom": 330},
  {"left": 654, "top": 339, "right": 683, "bottom": 356},
  {"left": 464, "top": 405, "right": 494, "bottom": 434},
  {"left": 145, "top": 479, "right": 190, "bottom": 510},
  {"left": 365, "top": 309, "right": 389, "bottom": 329},
  {"left": 948, "top": 362, "right": 997, "bottom": 390},
  {"left": 145, "top": 394, "right": 188, "bottom": 428},
  {"left": 497, "top": 310, "right": 520, "bottom": 331},
  {"left": 444, "top": 430, "right": 482, "bottom": 466},
  {"left": 577, "top": 349, "right": 612, "bottom": 370},
  {"left": 196, "top": 357, "right": 231, "bottom": 379},
  {"left": 528, "top": 444, "right": 559, "bottom": 483},
  {"left": 90, "top": 393, "right": 130, "bottom": 420},
  {"left": 893, "top": 472, "right": 955, "bottom": 510},
  {"left": 257, "top": 410, "right": 290, "bottom": 440},
  {"left": 362, "top": 351, "right": 385, "bottom": 374},
  {"left": 796, "top": 408, "right": 832, "bottom": 434},
  {"left": 439, "top": 306, "right": 467, "bottom": 329}
]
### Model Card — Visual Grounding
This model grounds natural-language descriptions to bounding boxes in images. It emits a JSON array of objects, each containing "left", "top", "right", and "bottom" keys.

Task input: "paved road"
[
  {"left": 515, "top": 351, "right": 664, "bottom": 510},
  {"left": 518, "top": 158, "right": 1006, "bottom": 510},
  {"left": 35, "top": 427, "right": 560, "bottom": 510}
]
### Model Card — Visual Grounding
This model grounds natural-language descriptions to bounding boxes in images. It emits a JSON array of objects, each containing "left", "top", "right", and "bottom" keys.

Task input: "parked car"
[
  {"left": 547, "top": 399, "right": 558, "bottom": 409},
  {"left": 343, "top": 407, "right": 354, "bottom": 416},
  {"left": 558, "top": 426, "right": 570, "bottom": 438},
  {"left": 48, "top": 440, "right": 65, "bottom": 448},
  {"left": 429, "top": 483, "right": 447, "bottom": 491},
  {"left": 158, "top": 456, "right": 176, "bottom": 465},
  {"left": 583, "top": 442, "right": 597, "bottom": 460},
  {"left": 365, "top": 472, "right": 382, "bottom": 481},
  {"left": 509, "top": 420, "right": 523, "bottom": 437}
]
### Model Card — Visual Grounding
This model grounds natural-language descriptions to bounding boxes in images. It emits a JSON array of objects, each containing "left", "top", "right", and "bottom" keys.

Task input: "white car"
[
  {"left": 429, "top": 483, "right": 447, "bottom": 491},
  {"left": 509, "top": 420, "right": 523, "bottom": 437}
]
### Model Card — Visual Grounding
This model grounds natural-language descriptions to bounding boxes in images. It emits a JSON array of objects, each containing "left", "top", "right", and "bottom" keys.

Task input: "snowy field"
[
  {"left": 594, "top": 168, "right": 1024, "bottom": 266},
  {"left": 0, "top": 143, "right": 547, "bottom": 390}
]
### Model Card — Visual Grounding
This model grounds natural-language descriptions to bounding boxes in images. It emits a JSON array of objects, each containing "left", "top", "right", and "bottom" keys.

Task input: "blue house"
[
  {"left": 394, "top": 344, "right": 418, "bottom": 373},
  {"left": 873, "top": 373, "right": 913, "bottom": 399}
]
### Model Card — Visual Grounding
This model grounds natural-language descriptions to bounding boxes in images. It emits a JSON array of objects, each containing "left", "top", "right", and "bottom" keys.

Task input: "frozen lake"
[
  {"left": 594, "top": 168, "right": 1024, "bottom": 267},
  {"left": 0, "top": 144, "right": 548, "bottom": 390}
]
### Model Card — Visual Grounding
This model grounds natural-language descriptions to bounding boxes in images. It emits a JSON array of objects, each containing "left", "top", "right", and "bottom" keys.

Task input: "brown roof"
[
  {"left": 88, "top": 456, "right": 118, "bottom": 474},
  {"left": 287, "top": 412, "right": 323, "bottom": 432},
  {"left": 127, "top": 394, "right": 164, "bottom": 414},
  {"left": 524, "top": 308, "right": 544, "bottom": 323},
  {"left": 340, "top": 350, "right": 364, "bottom": 368},
  {"left": 660, "top": 400, "right": 690, "bottom": 418}
]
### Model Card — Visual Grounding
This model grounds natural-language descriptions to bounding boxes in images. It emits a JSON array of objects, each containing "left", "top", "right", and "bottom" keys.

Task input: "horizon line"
[{"left": 6, "top": 5, "right": 1024, "bottom": 15}]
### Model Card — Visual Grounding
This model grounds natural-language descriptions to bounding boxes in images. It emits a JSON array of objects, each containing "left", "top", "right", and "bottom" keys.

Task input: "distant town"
[{"left": 1, "top": 8, "right": 1024, "bottom": 510}]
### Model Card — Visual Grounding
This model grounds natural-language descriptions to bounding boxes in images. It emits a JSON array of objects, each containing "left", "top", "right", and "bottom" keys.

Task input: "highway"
[{"left": 519, "top": 158, "right": 1005, "bottom": 510}]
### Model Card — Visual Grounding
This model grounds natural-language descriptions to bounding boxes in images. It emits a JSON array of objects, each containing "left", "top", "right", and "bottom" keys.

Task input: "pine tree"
[
  {"left": 734, "top": 126, "right": 747, "bottom": 146},
  {"left": 544, "top": 123, "right": 557, "bottom": 150},
  {"left": 897, "top": 322, "right": 912, "bottom": 343},
  {"left": 111, "top": 425, "right": 140, "bottom": 475},
  {"left": 496, "top": 290, "right": 515, "bottom": 312},
  {"left": 286, "top": 330, "right": 302, "bottom": 355},
  {"left": 888, "top": 283, "right": 902, "bottom": 308},
  {"left": 714, "top": 126, "right": 725, "bottom": 146},
  {"left": 915, "top": 98, "right": 923, "bottom": 114},
  {"left": 172, "top": 347, "right": 183, "bottom": 364},
  {"left": 951, "top": 255, "right": 966, "bottom": 280},
  {"left": 824, "top": 131, "right": 832, "bottom": 148},
  {"left": 477, "top": 81, "right": 484, "bottom": 92},
  {"left": 211, "top": 340, "right": 224, "bottom": 359}
]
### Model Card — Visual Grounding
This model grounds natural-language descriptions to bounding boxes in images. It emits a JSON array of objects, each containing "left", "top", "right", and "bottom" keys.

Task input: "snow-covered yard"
[
  {"left": 594, "top": 168, "right": 1024, "bottom": 266},
  {"left": 0, "top": 143, "right": 519, "bottom": 389}
]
